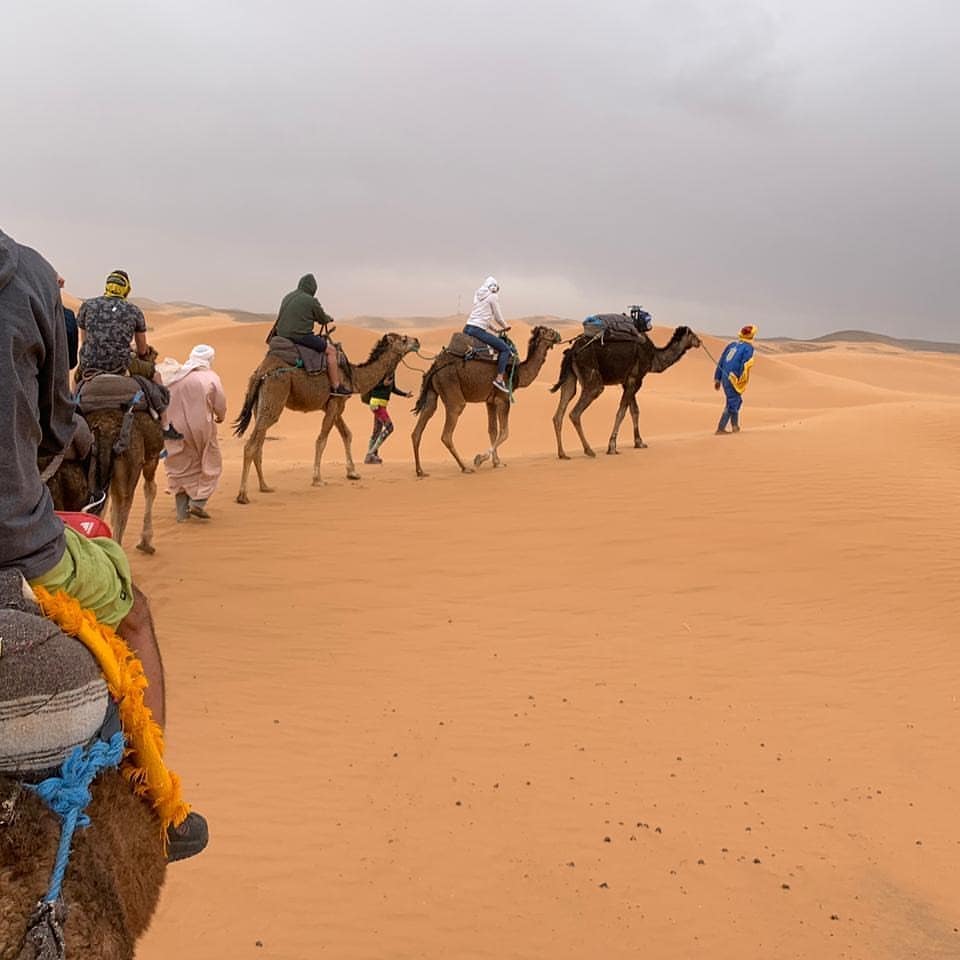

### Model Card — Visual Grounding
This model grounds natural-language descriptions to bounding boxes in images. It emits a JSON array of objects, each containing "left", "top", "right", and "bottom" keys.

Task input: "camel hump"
[
  {"left": 0, "top": 570, "right": 110, "bottom": 780},
  {"left": 447, "top": 331, "right": 497, "bottom": 362}
]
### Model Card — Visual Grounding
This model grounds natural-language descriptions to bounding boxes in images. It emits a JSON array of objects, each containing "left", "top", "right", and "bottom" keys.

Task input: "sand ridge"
[{"left": 98, "top": 303, "right": 960, "bottom": 959}]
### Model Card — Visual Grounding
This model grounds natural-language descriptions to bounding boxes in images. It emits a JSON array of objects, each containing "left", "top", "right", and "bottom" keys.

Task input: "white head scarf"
[
  {"left": 166, "top": 344, "right": 215, "bottom": 385},
  {"left": 474, "top": 276, "right": 500, "bottom": 303}
]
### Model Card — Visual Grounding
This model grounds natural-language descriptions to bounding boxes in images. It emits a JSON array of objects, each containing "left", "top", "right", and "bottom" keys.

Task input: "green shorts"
[{"left": 29, "top": 527, "right": 134, "bottom": 627}]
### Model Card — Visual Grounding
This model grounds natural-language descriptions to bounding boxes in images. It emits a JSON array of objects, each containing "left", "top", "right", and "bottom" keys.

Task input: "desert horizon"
[{"left": 61, "top": 297, "right": 959, "bottom": 959}]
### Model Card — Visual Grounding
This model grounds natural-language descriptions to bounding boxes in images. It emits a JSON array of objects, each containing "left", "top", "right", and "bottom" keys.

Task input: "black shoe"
[
  {"left": 330, "top": 385, "right": 352, "bottom": 397},
  {"left": 163, "top": 425, "right": 184, "bottom": 441},
  {"left": 166, "top": 811, "right": 209, "bottom": 863}
]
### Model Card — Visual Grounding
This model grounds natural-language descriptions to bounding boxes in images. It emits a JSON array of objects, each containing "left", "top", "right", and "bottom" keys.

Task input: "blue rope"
[{"left": 27, "top": 731, "right": 125, "bottom": 904}]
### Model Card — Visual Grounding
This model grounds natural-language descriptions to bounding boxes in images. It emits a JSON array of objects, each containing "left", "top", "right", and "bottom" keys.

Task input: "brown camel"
[
  {"left": 42, "top": 411, "right": 163, "bottom": 555},
  {"left": 233, "top": 333, "right": 420, "bottom": 503},
  {"left": 1, "top": 769, "right": 166, "bottom": 959},
  {"left": 411, "top": 325, "right": 562, "bottom": 477},
  {"left": 551, "top": 326, "right": 702, "bottom": 458}
]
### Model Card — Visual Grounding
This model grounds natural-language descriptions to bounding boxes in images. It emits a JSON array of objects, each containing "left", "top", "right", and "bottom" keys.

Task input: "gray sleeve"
[
  {"left": 132, "top": 304, "right": 147, "bottom": 333},
  {"left": 36, "top": 286, "right": 76, "bottom": 458}
]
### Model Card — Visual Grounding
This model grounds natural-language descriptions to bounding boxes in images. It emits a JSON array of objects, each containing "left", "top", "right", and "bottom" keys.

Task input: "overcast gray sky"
[{"left": 3, "top": 0, "right": 958, "bottom": 338}]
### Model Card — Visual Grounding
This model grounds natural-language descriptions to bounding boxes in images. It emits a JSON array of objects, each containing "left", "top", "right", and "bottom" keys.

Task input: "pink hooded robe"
[{"left": 162, "top": 346, "right": 227, "bottom": 501}]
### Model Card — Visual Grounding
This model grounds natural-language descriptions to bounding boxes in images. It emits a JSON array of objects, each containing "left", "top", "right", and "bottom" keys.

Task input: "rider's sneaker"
[
  {"left": 162, "top": 425, "right": 184, "bottom": 441},
  {"left": 492, "top": 379, "right": 510, "bottom": 394},
  {"left": 364, "top": 453, "right": 382, "bottom": 465},
  {"left": 330, "top": 385, "right": 352, "bottom": 397},
  {"left": 166, "top": 811, "right": 209, "bottom": 863}
]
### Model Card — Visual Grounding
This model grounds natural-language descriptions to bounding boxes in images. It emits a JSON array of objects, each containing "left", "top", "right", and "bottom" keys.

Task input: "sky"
[{"left": 2, "top": 0, "right": 958, "bottom": 339}]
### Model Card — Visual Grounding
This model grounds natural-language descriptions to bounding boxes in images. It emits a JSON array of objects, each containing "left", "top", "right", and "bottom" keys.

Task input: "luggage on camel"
[
  {"left": 582, "top": 306, "right": 654, "bottom": 342},
  {"left": 0, "top": 570, "right": 111, "bottom": 781},
  {"left": 266, "top": 335, "right": 346, "bottom": 374}
]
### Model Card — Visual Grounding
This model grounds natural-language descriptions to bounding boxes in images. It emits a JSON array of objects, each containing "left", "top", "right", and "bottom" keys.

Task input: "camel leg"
[
  {"left": 108, "top": 457, "right": 134, "bottom": 546},
  {"left": 333, "top": 411, "right": 360, "bottom": 481},
  {"left": 439, "top": 397, "right": 472, "bottom": 474},
  {"left": 552, "top": 375, "right": 578, "bottom": 459},
  {"left": 411, "top": 390, "right": 439, "bottom": 478},
  {"left": 569, "top": 382, "right": 604, "bottom": 458},
  {"left": 629, "top": 396, "right": 647, "bottom": 449},
  {"left": 311, "top": 405, "right": 342, "bottom": 486},
  {"left": 474, "top": 403, "right": 499, "bottom": 468},
  {"left": 491, "top": 401, "right": 510, "bottom": 468},
  {"left": 607, "top": 385, "right": 637, "bottom": 455},
  {"left": 135, "top": 457, "right": 158, "bottom": 555}
]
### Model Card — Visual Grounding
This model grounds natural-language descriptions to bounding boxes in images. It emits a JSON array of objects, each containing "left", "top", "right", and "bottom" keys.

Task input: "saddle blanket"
[
  {"left": 76, "top": 373, "right": 169, "bottom": 415},
  {"left": 445, "top": 331, "right": 498, "bottom": 362},
  {"left": 0, "top": 571, "right": 109, "bottom": 781},
  {"left": 267, "top": 337, "right": 347, "bottom": 374}
]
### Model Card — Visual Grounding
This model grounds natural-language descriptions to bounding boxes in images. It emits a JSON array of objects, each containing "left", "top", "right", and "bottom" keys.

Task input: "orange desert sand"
[{"left": 89, "top": 301, "right": 959, "bottom": 959}]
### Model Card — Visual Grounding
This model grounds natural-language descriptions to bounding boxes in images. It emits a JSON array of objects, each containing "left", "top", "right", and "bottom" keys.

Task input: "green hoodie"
[{"left": 275, "top": 274, "right": 333, "bottom": 339}]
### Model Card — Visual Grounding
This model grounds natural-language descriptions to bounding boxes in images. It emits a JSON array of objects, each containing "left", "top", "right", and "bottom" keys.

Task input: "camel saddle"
[
  {"left": 266, "top": 336, "right": 347, "bottom": 375},
  {"left": 0, "top": 571, "right": 110, "bottom": 783},
  {"left": 582, "top": 314, "right": 645, "bottom": 343},
  {"left": 75, "top": 373, "right": 169, "bottom": 416},
  {"left": 444, "top": 331, "right": 498, "bottom": 362}
]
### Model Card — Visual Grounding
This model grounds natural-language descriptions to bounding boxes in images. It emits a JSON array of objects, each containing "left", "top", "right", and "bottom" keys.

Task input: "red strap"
[{"left": 56, "top": 511, "right": 113, "bottom": 539}]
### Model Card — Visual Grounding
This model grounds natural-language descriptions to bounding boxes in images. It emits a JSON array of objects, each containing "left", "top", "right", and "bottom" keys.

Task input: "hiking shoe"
[
  {"left": 492, "top": 379, "right": 510, "bottom": 394},
  {"left": 189, "top": 504, "right": 211, "bottom": 520},
  {"left": 330, "top": 385, "right": 352, "bottom": 397},
  {"left": 166, "top": 811, "right": 209, "bottom": 863},
  {"left": 163, "top": 425, "right": 184, "bottom": 441},
  {"left": 364, "top": 453, "right": 382, "bottom": 465}
]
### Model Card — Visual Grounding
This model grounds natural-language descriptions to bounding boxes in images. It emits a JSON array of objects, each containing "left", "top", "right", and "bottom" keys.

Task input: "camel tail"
[
  {"left": 412, "top": 361, "right": 439, "bottom": 414},
  {"left": 550, "top": 346, "right": 576, "bottom": 393},
  {"left": 233, "top": 371, "right": 264, "bottom": 437}
]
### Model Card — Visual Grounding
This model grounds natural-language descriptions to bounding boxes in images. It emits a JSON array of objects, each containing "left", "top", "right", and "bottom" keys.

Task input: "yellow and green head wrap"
[{"left": 104, "top": 270, "right": 131, "bottom": 299}]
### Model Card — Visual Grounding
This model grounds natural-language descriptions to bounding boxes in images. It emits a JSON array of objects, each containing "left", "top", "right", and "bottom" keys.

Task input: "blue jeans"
[
  {"left": 464, "top": 326, "right": 511, "bottom": 376},
  {"left": 290, "top": 333, "right": 328, "bottom": 353}
]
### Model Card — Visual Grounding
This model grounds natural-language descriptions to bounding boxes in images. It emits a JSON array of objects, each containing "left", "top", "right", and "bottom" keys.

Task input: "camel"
[
  {"left": 551, "top": 326, "right": 702, "bottom": 459},
  {"left": 411, "top": 325, "right": 562, "bottom": 477},
  {"left": 42, "top": 410, "right": 163, "bottom": 555},
  {"left": 1, "top": 769, "right": 166, "bottom": 959},
  {"left": 233, "top": 332, "right": 420, "bottom": 503}
]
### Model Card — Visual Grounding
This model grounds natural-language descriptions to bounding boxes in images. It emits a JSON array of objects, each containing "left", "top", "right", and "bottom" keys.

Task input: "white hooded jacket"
[{"left": 465, "top": 276, "right": 506, "bottom": 333}]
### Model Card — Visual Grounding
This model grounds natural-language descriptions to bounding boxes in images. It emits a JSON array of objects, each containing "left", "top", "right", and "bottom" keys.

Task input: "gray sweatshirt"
[{"left": 0, "top": 229, "right": 73, "bottom": 579}]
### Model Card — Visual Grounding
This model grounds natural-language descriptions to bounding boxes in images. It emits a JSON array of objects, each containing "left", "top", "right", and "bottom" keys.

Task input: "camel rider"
[
  {"left": 714, "top": 324, "right": 758, "bottom": 434},
  {"left": 0, "top": 229, "right": 208, "bottom": 861},
  {"left": 463, "top": 276, "right": 512, "bottom": 393},
  {"left": 77, "top": 269, "right": 179, "bottom": 438},
  {"left": 275, "top": 274, "right": 351, "bottom": 396}
]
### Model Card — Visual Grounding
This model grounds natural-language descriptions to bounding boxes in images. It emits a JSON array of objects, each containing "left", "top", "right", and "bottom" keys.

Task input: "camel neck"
[
  {"left": 651, "top": 335, "right": 692, "bottom": 374},
  {"left": 350, "top": 349, "right": 404, "bottom": 392},
  {"left": 516, "top": 338, "right": 551, "bottom": 388}
]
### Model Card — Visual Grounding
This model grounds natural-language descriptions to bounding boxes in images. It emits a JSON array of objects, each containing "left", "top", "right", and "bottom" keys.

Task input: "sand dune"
[{"left": 84, "top": 304, "right": 960, "bottom": 959}]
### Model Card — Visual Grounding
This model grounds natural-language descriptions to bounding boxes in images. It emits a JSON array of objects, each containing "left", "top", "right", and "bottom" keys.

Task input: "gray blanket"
[{"left": 267, "top": 336, "right": 347, "bottom": 375}]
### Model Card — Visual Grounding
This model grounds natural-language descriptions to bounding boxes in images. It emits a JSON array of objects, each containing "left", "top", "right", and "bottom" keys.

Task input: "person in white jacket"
[{"left": 463, "top": 276, "right": 513, "bottom": 393}]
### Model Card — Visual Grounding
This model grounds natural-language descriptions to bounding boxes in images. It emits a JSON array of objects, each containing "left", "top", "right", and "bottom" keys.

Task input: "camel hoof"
[
  {"left": 473, "top": 453, "right": 489, "bottom": 468},
  {"left": 236, "top": 493, "right": 249, "bottom": 505},
  {"left": 259, "top": 485, "right": 275, "bottom": 494},
  {"left": 417, "top": 471, "right": 429, "bottom": 479},
  {"left": 311, "top": 479, "right": 326, "bottom": 487},
  {"left": 136, "top": 542, "right": 156, "bottom": 555},
  {"left": 346, "top": 471, "right": 361, "bottom": 481},
  {"left": 606, "top": 448, "right": 619, "bottom": 456},
  {"left": 493, "top": 461, "right": 506, "bottom": 469},
  {"left": 635, "top": 441, "right": 648, "bottom": 449},
  {"left": 558, "top": 453, "right": 571, "bottom": 460},
  {"left": 584, "top": 449, "right": 597, "bottom": 459},
  {"left": 462, "top": 467, "right": 475, "bottom": 475}
]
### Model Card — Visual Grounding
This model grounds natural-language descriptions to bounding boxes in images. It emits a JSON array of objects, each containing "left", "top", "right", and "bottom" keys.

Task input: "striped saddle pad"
[{"left": 0, "top": 571, "right": 109, "bottom": 781}]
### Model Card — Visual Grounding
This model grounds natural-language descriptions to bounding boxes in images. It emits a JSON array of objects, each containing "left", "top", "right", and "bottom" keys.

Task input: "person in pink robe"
[{"left": 162, "top": 344, "right": 227, "bottom": 521}]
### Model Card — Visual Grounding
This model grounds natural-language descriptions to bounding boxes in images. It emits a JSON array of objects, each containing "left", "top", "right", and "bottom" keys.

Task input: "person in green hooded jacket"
[{"left": 274, "top": 274, "right": 350, "bottom": 395}]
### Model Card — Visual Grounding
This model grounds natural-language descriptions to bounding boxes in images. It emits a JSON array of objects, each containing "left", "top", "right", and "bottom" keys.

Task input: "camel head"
[
  {"left": 370, "top": 332, "right": 421, "bottom": 360},
  {"left": 673, "top": 326, "right": 702, "bottom": 350},
  {"left": 530, "top": 325, "right": 563, "bottom": 350}
]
